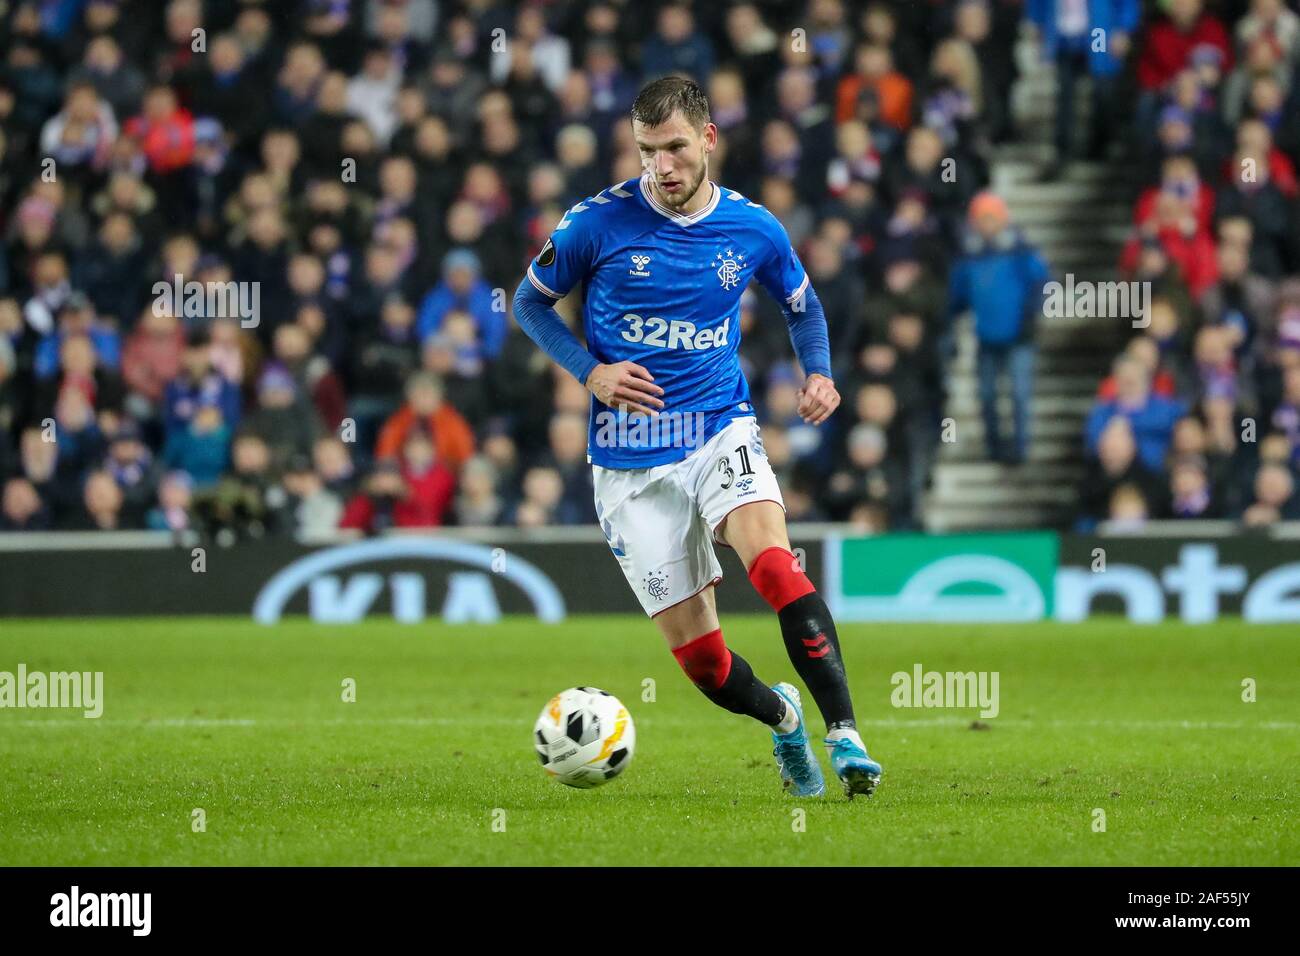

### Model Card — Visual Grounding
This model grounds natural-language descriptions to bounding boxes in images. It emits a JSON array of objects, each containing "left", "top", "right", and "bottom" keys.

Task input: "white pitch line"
[
  {"left": 1, "top": 716, "right": 1297, "bottom": 731},
  {"left": 874, "top": 717, "right": 1300, "bottom": 731},
  {"left": 0, "top": 716, "right": 502, "bottom": 728}
]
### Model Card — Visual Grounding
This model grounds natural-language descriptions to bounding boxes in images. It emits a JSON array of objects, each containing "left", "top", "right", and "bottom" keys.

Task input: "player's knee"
[
  {"left": 671, "top": 628, "right": 732, "bottom": 691},
  {"left": 747, "top": 546, "right": 816, "bottom": 613}
]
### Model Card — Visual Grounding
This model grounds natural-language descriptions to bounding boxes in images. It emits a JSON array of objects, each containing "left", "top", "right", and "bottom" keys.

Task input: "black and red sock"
[
  {"left": 672, "top": 628, "right": 785, "bottom": 725},
  {"left": 748, "top": 546, "right": 856, "bottom": 731}
]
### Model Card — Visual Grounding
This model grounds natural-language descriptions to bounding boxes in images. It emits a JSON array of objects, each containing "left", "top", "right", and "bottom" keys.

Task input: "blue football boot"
[
  {"left": 770, "top": 682, "right": 825, "bottom": 797},
  {"left": 824, "top": 731, "right": 883, "bottom": 798}
]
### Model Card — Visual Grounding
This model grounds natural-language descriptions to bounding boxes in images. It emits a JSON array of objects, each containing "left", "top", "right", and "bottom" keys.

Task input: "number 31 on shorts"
[{"left": 717, "top": 444, "right": 756, "bottom": 489}]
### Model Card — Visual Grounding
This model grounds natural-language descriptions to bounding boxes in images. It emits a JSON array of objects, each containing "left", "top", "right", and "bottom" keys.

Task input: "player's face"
[{"left": 633, "top": 112, "right": 716, "bottom": 210}]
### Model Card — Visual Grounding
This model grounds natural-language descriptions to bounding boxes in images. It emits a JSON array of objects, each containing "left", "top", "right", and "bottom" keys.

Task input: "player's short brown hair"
[{"left": 630, "top": 76, "right": 711, "bottom": 131}]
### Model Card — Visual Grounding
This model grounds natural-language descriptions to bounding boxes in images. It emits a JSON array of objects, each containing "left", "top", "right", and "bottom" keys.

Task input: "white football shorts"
[{"left": 592, "top": 415, "right": 785, "bottom": 617}]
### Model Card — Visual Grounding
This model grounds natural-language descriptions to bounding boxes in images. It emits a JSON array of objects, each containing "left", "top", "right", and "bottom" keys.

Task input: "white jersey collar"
[{"left": 640, "top": 174, "right": 720, "bottom": 226}]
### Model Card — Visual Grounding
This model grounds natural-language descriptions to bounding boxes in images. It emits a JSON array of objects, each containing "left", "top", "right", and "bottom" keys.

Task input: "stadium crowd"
[
  {"left": 0, "top": 0, "right": 1019, "bottom": 537},
  {"left": 1079, "top": 0, "right": 1300, "bottom": 529},
  {"left": 0, "top": 0, "right": 1295, "bottom": 538}
]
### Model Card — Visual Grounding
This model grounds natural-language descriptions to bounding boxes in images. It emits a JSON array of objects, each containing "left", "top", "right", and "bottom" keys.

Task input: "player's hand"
[
  {"left": 585, "top": 361, "right": 665, "bottom": 416},
  {"left": 797, "top": 373, "right": 840, "bottom": 425}
]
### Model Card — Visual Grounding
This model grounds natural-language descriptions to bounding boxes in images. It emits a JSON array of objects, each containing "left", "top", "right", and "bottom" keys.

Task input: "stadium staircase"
[{"left": 923, "top": 35, "right": 1135, "bottom": 531}]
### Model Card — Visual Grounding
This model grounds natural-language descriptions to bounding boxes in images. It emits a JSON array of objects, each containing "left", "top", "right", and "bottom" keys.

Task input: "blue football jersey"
[{"left": 525, "top": 173, "right": 815, "bottom": 469}]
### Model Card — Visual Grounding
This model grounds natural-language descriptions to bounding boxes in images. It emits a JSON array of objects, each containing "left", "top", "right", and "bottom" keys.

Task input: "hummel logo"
[{"left": 629, "top": 254, "right": 652, "bottom": 277}]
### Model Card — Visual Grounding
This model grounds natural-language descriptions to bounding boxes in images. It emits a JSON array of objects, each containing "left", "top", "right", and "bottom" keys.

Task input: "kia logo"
[{"left": 252, "top": 539, "right": 566, "bottom": 624}]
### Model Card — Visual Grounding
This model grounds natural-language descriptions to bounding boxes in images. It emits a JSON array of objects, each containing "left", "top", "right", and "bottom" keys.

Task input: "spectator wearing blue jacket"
[
  {"left": 162, "top": 329, "right": 242, "bottom": 444},
  {"left": 1084, "top": 354, "right": 1187, "bottom": 472},
  {"left": 416, "top": 248, "right": 506, "bottom": 360},
  {"left": 948, "top": 192, "right": 1051, "bottom": 464},
  {"left": 33, "top": 293, "right": 121, "bottom": 380},
  {"left": 640, "top": 4, "right": 715, "bottom": 83},
  {"left": 1025, "top": 0, "right": 1140, "bottom": 178}
]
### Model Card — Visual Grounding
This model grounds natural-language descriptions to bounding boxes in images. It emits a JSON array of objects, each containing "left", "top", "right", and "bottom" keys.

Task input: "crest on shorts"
[
  {"left": 538, "top": 238, "right": 556, "bottom": 267},
  {"left": 642, "top": 570, "right": 669, "bottom": 602}
]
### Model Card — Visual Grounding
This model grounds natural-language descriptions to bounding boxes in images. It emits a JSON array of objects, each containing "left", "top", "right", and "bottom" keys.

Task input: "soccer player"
[{"left": 512, "top": 77, "right": 882, "bottom": 798}]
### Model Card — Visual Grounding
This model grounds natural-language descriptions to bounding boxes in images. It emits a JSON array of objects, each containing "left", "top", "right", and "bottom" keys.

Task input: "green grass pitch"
[{"left": 0, "top": 616, "right": 1295, "bottom": 866}]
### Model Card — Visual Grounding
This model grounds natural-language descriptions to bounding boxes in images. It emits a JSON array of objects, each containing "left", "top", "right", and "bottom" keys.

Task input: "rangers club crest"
[
  {"left": 713, "top": 249, "right": 746, "bottom": 290},
  {"left": 642, "top": 570, "right": 669, "bottom": 602}
]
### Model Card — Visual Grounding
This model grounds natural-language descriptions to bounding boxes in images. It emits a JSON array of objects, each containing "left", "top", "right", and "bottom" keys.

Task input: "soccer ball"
[{"left": 533, "top": 687, "right": 636, "bottom": 788}]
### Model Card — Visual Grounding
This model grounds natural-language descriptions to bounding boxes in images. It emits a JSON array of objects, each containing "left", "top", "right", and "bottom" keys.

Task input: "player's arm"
[
  {"left": 512, "top": 225, "right": 664, "bottom": 415},
  {"left": 755, "top": 228, "right": 839, "bottom": 425},
  {"left": 511, "top": 280, "right": 600, "bottom": 387},
  {"left": 786, "top": 288, "right": 839, "bottom": 425}
]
